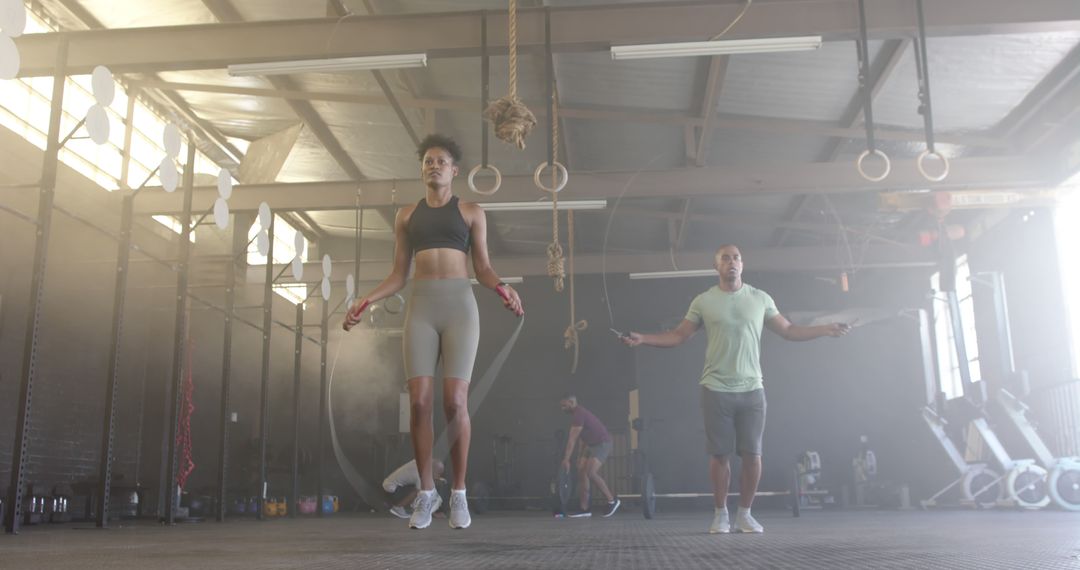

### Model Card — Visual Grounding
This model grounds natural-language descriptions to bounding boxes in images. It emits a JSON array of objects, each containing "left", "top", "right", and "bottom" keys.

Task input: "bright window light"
[
  {"left": 247, "top": 216, "right": 310, "bottom": 304},
  {"left": 247, "top": 215, "right": 309, "bottom": 266},
  {"left": 930, "top": 254, "right": 982, "bottom": 400},
  {"left": 151, "top": 215, "right": 196, "bottom": 243},
  {"left": 1056, "top": 187, "right": 1080, "bottom": 377},
  {"left": 273, "top": 283, "right": 309, "bottom": 306},
  {"left": 0, "top": 10, "right": 219, "bottom": 193}
]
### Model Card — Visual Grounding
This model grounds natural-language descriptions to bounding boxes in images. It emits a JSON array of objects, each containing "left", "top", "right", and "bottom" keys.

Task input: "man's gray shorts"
[
  {"left": 586, "top": 440, "right": 613, "bottom": 464},
  {"left": 701, "top": 387, "right": 766, "bottom": 457}
]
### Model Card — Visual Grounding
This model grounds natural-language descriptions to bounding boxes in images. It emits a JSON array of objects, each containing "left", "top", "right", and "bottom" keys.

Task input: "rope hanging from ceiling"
[
  {"left": 483, "top": 0, "right": 536, "bottom": 150},
  {"left": 563, "top": 210, "right": 587, "bottom": 373}
]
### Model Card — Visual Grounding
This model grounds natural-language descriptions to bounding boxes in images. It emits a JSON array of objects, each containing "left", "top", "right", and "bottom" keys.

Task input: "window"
[
  {"left": 931, "top": 254, "right": 982, "bottom": 400},
  {"left": 0, "top": 10, "right": 220, "bottom": 194},
  {"left": 1056, "top": 186, "right": 1080, "bottom": 377},
  {"left": 247, "top": 216, "right": 310, "bottom": 305},
  {"left": 151, "top": 215, "right": 197, "bottom": 243}
]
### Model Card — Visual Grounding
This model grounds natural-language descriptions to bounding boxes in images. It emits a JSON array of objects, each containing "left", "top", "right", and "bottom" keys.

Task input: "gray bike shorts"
[{"left": 403, "top": 278, "right": 479, "bottom": 382}]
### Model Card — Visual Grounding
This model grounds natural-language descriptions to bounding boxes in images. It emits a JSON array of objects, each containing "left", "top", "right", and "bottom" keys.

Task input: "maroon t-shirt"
[{"left": 571, "top": 405, "right": 611, "bottom": 446}]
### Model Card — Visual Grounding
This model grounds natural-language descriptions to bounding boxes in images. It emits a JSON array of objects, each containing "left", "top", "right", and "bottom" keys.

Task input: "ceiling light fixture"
[
  {"left": 611, "top": 36, "right": 822, "bottom": 60},
  {"left": 479, "top": 200, "right": 607, "bottom": 212},
  {"left": 628, "top": 269, "right": 716, "bottom": 280},
  {"left": 228, "top": 53, "right": 428, "bottom": 76},
  {"left": 470, "top": 277, "right": 523, "bottom": 285}
]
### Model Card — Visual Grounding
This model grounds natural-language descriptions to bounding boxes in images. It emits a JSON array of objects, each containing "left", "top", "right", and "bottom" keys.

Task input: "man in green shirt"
[{"left": 622, "top": 245, "right": 850, "bottom": 534}]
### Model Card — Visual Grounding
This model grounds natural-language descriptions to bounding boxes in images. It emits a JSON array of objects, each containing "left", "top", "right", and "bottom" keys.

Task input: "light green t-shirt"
[{"left": 684, "top": 284, "right": 779, "bottom": 393}]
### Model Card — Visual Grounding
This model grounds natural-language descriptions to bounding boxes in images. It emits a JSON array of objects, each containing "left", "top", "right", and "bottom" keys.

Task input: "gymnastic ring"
[
  {"left": 468, "top": 164, "right": 502, "bottom": 196},
  {"left": 383, "top": 293, "right": 406, "bottom": 315},
  {"left": 917, "top": 149, "right": 950, "bottom": 182},
  {"left": 856, "top": 149, "right": 891, "bottom": 182},
  {"left": 533, "top": 161, "right": 569, "bottom": 194},
  {"left": 367, "top": 304, "right": 383, "bottom": 326}
]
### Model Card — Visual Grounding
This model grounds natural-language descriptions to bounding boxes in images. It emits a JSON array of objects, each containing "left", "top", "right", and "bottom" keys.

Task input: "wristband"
[{"left": 495, "top": 283, "right": 512, "bottom": 303}]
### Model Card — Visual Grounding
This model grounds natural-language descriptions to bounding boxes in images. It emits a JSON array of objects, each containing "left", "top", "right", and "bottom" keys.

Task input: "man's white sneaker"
[
  {"left": 709, "top": 508, "right": 730, "bottom": 534},
  {"left": 408, "top": 490, "right": 441, "bottom": 530},
  {"left": 389, "top": 505, "right": 410, "bottom": 519},
  {"left": 449, "top": 490, "right": 471, "bottom": 529},
  {"left": 733, "top": 510, "right": 764, "bottom": 533}
]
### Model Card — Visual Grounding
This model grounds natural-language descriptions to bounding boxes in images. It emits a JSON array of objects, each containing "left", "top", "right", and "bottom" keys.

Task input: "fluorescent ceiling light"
[
  {"left": 611, "top": 36, "right": 822, "bottom": 60},
  {"left": 228, "top": 53, "right": 427, "bottom": 76},
  {"left": 629, "top": 269, "right": 716, "bottom": 280},
  {"left": 479, "top": 200, "right": 607, "bottom": 212},
  {"left": 470, "top": 277, "right": 524, "bottom": 285}
]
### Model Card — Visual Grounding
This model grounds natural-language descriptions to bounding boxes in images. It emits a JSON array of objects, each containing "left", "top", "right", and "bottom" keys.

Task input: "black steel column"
[
  {"left": 162, "top": 141, "right": 198, "bottom": 524},
  {"left": 316, "top": 298, "right": 329, "bottom": 517},
  {"left": 95, "top": 193, "right": 135, "bottom": 528},
  {"left": 5, "top": 41, "right": 69, "bottom": 535},
  {"left": 215, "top": 218, "right": 242, "bottom": 522},
  {"left": 257, "top": 216, "right": 275, "bottom": 520},
  {"left": 290, "top": 301, "right": 304, "bottom": 518}
]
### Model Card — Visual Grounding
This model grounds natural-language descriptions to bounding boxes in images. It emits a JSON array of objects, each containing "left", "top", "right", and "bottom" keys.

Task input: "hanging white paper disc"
[
  {"left": 159, "top": 157, "right": 178, "bottom": 193},
  {"left": 213, "top": 197, "right": 230, "bottom": 230},
  {"left": 85, "top": 104, "right": 110, "bottom": 146},
  {"left": 0, "top": 35, "right": 19, "bottom": 80},
  {"left": 217, "top": 168, "right": 233, "bottom": 199},
  {"left": 258, "top": 202, "right": 271, "bottom": 229},
  {"left": 163, "top": 124, "right": 181, "bottom": 158},
  {"left": 0, "top": 0, "right": 27, "bottom": 39},
  {"left": 91, "top": 65, "right": 115, "bottom": 106},
  {"left": 321, "top": 277, "right": 331, "bottom": 301},
  {"left": 256, "top": 230, "right": 270, "bottom": 257}
]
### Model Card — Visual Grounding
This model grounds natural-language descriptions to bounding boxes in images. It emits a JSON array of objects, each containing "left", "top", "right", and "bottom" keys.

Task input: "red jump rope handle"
[
  {"left": 343, "top": 299, "right": 371, "bottom": 331},
  {"left": 495, "top": 284, "right": 512, "bottom": 304}
]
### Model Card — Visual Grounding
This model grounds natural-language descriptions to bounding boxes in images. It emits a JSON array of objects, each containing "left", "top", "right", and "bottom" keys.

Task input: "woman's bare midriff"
[{"left": 412, "top": 248, "right": 469, "bottom": 280}]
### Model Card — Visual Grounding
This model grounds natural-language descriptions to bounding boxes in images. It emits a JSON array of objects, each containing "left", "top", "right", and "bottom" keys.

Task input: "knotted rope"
[
  {"left": 562, "top": 210, "right": 587, "bottom": 373},
  {"left": 482, "top": 0, "right": 536, "bottom": 149}
]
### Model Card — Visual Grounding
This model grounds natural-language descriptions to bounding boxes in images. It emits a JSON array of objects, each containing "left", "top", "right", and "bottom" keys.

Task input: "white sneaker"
[
  {"left": 449, "top": 490, "right": 471, "bottom": 529},
  {"left": 408, "top": 490, "right": 441, "bottom": 530},
  {"left": 733, "top": 509, "right": 764, "bottom": 533},
  {"left": 389, "top": 506, "right": 410, "bottom": 519},
  {"left": 709, "top": 508, "right": 730, "bottom": 534}
]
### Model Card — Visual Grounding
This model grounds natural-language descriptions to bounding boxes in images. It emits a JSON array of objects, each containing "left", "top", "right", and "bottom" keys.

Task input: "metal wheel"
[
  {"left": 553, "top": 468, "right": 572, "bottom": 515},
  {"left": 1048, "top": 460, "right": 1080, "bottom": 511},
  {"left": 641, "top": 472, "right": 656, "bottom": 519},
  {"left": 961, "top": 466, "right": 1003, "bottom": 509},
  {"left": 1005, "top": 464, "right": 1050, "bottom": 509}
]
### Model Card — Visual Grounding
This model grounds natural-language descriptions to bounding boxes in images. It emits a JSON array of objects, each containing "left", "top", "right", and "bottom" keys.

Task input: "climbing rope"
[
  {"left": 563, "top": 210, "right": 587, "bottom": 373},
  {"left": 483, "top": 0, "right": 536, "bottom": 149},
  {"left": 546, "top": 93, "right": 565, "bottom": 292},
  {"left": 176, "top": 338, "right": 196, "bottom": 490},
  {"left": 541, "top": 10, "right": 565, "bottom": 292}
]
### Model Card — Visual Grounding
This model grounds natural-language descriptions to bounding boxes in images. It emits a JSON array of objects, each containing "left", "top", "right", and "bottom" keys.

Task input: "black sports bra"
[{"left": 406, "top": 195, "right": 470, "bottom": 254}]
